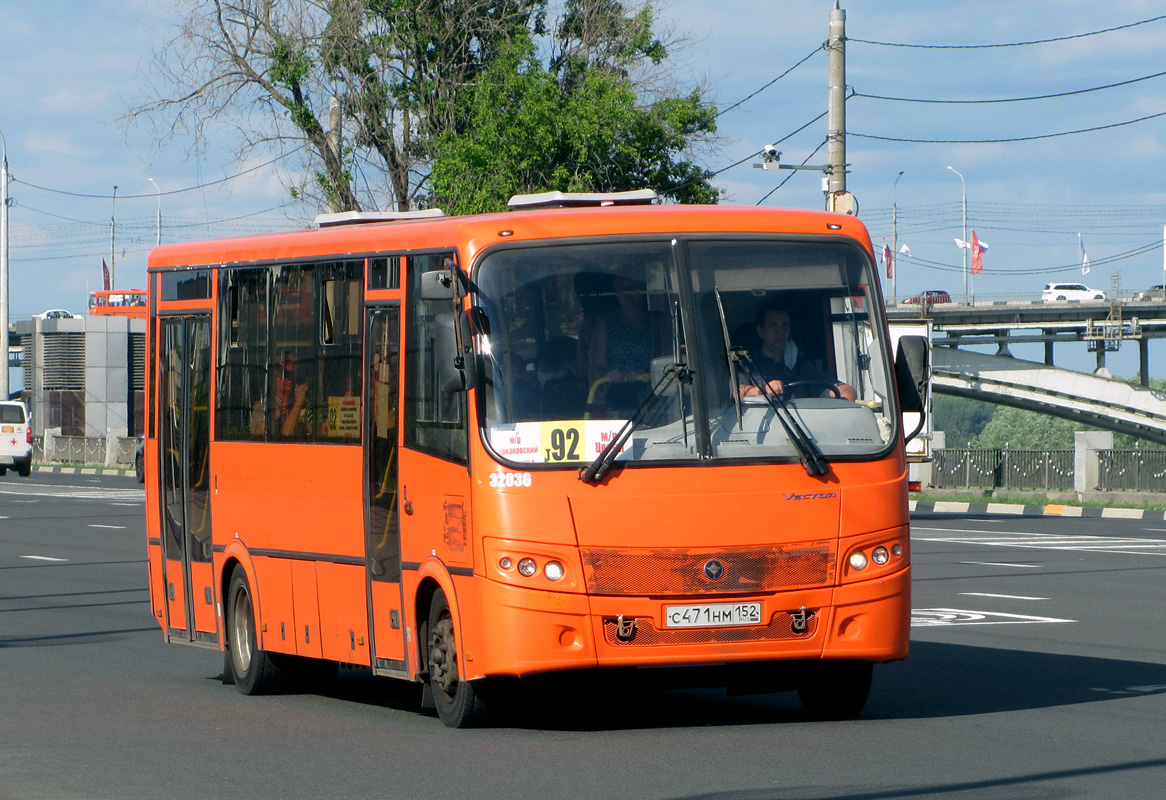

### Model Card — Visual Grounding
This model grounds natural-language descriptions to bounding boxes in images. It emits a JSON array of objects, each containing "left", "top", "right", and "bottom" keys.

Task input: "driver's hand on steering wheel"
[{"left": 741, "top": 379, "right": 784, "bottom": 399}]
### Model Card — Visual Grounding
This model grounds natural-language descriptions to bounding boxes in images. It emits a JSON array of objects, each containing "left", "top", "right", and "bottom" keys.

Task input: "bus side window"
[{"left": 403, "top": 252, "right": 467, "bottom": 464}]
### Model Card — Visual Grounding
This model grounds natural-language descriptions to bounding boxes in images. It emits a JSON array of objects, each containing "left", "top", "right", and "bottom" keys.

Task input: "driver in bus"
[{"left": 738, "top": 303, "right": 857, "bottom": 402}]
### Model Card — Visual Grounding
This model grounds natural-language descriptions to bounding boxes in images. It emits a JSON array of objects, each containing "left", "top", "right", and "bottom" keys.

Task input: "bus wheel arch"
[
  {"left": 423, "top": 585, "right": 488, "bottom": 727},
  {"left": 224, "top": 563, "right": 293, "bottom": 695}
]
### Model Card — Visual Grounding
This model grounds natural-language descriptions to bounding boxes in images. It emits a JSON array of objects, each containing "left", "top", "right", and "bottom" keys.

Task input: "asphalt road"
[{"left": 2, "top": 473, "right": 1165, "bottom": 799}]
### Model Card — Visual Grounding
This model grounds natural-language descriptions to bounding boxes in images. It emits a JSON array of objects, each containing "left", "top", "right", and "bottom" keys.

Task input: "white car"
[
  {"left": 37, "top": 308, "right": 80, "bottom": 319},
  {"left": 1041, "top": 283, "right": 1106, "bottom": 302},
  {"left": 0, "top": 400, "right": 33, "bottom": 477}
]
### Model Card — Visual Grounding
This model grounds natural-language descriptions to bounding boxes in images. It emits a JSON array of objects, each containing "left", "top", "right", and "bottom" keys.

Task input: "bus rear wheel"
[
  {"left": 797, "top": 661, "right": 873, "bottom": 719},
  {"left": 226, "top": 565, "right": 292, "bottom": 695},
  {"left": 426, "top": 588, "right": 487, "bottom": 728}
]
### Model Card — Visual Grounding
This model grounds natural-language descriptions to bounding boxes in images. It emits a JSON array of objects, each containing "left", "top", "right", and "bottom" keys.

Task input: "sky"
[{"left": 3, "top": 0, "right": 1166, "bottom": 380}]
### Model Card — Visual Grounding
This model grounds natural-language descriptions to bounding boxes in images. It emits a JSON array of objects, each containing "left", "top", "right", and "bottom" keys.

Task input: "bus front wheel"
[
  {"left": 426, "top": 588, "right": 487, "bottom": 728},
  {"left": 797, "top": 661, "right": 873, "bottom": 719},
  {"left": 226, "top": 565, "right": 292, "bottom": 695}
]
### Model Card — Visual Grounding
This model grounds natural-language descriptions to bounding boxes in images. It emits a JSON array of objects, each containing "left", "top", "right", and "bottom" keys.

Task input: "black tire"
[
  {"left": 134, "top": 451, "right": 144, "bottom": 483},
  {"left": 1056, "top": 295, "right": 1066, "bottom": 300},
  {"left": 226, "top": 565, "right": 293, "bottom": 695},
  {"left": 797, "top": 661, "right": 873, "bottom": 719},
  {"left": 17, "top": 460, "right": 31, "bottom": 478},
  {"left": 0, "top": 466, "right": 6, "bottom": 476},
  {"left": 426, "top": 588, "right": 488, "bottom": 728}
]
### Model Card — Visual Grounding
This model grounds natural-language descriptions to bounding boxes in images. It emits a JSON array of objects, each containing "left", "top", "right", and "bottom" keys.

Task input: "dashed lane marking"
[
  {"left": 960, "top": 561, "right": 1042, "bottom": 568},
  {"left": 960, "top": 592, "right": 1048, "bottom": 601},
  {"left": 20, "top": 555, "right": 69, "bottom": 562}
]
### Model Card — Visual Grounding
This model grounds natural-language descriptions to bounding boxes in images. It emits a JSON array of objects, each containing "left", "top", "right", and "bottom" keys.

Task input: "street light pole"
[
  {"left": 948, "top": 166, "right": 968, "bottom": 305},
  {"left": 110, "top": 185, "right": 118, "bottom": 291},
  {"left": 148, "top": 178, "right": 161, "bottom": 247},
  {"left": 0, "top": 129, "right": 9, "bottom": 401},
  {"left": 892, "top": 171, "right": 903, "bottom": 305}
]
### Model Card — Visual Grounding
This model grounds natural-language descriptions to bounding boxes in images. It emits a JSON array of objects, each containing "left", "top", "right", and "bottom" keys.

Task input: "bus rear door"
[{"left": 158, "top": 315, "right": 218, "bottom": 645}]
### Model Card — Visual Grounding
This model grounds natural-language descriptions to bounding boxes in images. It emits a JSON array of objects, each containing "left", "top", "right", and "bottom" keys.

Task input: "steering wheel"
[{"left": 781, "top": 380, "right": 842, "bottom": 399}]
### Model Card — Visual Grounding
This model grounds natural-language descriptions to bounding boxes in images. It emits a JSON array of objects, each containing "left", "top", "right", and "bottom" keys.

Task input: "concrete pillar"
[
  {"left": 1094, "top": 345, "right": 1107, "bottom": 375},
  {"left": 1074, "top": 430, "right": 1113, "bottom": 495},
  {"left": 1044, "top": 335, "right": 1054, "bottom": 366},
  {"left": 1140, "top": 338, "right": 1150, "bottom": 386}
]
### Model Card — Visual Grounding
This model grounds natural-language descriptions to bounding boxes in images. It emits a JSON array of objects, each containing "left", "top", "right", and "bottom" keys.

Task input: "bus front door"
[
  {"left": 158, "top": 315, "right": 217, "bottom": 646},
  {"left": 365, "top": 307, "right": 408, "bottom": 675}
]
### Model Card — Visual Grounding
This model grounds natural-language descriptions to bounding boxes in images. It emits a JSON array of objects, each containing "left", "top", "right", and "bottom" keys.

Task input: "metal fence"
[
  {"left": 33, "top": 436, "right": 138, "bottom": 467},
  {"left": 932, "top": 448, "right": 1075, "bottom": 491},
  {"left": 1097, "top": 449, "right": 1166, "bottom": 492}
]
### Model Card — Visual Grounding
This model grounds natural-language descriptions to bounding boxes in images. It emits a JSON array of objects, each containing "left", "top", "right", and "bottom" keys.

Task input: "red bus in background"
[
  {"left": 142, "top": 191, "right": 929, "bottom": 727},
  {"left": 89, "top": 288, "right": 147, "bottom": 318}
]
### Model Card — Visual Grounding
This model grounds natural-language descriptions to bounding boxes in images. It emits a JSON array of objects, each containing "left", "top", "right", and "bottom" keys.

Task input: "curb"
[
  {"left": 910, "top": 499, "right": 1166, "bottom": 521},
  {"left": 32, "top": 465, "right": 134, "bottom": 476}
]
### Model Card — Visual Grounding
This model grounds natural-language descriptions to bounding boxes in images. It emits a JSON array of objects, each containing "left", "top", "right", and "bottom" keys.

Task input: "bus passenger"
[
  {"left": 738, "top": 303, "right": 857, "bottom": 401},
  {"left": 275, "top": 351, "right": 311, "bottom": 436}
]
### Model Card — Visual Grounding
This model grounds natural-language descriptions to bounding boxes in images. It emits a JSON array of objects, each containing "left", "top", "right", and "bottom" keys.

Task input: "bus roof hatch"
[
  {"left": 507, "top": 189, "right": 658, "bottom": 210},
  {"left": 314, "top": 208, "right": 446, "bottom": 227}
]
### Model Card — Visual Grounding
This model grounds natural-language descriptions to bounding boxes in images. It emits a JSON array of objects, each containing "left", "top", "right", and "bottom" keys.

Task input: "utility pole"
[
  {"left": 110, "top": 186, "right": 118, "bottom": 290},
  {"left": 892, "top": 171, "right": 904, "bottom": 305},
  {"left": 948, "top": 166, "right": 968, "bottom": 305},
  {"left": 0, "top": 130, "right": 9, "bottom": 401},
  {"left": 825, "top": 1, "right": 852, "bottom": 214}
]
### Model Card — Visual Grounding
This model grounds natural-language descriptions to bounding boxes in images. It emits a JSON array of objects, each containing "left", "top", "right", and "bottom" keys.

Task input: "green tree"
[
  {"left": 932, "top": 394, "right": 995, "bottom": 447},
  {"left": 427, "top": 28, "right": 717, "bottom": 214}
]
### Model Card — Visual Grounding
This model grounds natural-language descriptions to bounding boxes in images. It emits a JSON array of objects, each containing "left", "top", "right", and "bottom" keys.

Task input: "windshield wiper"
[
  {"left": 736, "top": 354, "right": 831, "bottom": 477},
  {"left": 713, "top": 287, "right": 744, "bottom": 430},
  {"left": 579, "top": 365, "right": 683, "bottom": 485}
]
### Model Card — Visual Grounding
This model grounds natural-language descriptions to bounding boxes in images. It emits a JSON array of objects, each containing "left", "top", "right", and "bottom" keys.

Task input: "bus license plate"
[{"left": 664, "top": 602, "right": 762, "bottom": 628}]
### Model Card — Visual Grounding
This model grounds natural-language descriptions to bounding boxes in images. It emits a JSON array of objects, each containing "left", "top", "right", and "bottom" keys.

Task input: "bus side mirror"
[
  {"left": 433, "top": 312, "right": 477, "bottom": 394},
  {"left": 894, "top": 335, "right": 928, "bottom": 415},
  {"left": 420, "top": 269, "right": 454, "bottom": 300}
]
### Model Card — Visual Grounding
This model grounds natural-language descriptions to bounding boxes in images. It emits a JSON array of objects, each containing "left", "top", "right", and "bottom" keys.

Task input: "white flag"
[
  {"left": 899, "top": 243, "right": 912, "bottom": 257},
  {"left": 1079, "top": 233, "right": 1090, "bottom": 275},
  {"left": 954, "top": 237, "right": 968, "bottom": 249}
]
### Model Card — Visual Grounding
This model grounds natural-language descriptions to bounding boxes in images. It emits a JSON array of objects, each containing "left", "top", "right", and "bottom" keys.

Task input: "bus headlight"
[
  {"left": 544, "top": 561, "right": 565, "bottom": 581},
  {"left": 848, "top": 551, "right": 869, "bottom": 571},
  {"left": 517, "top": 558, "right": 538, "bottom": 577},
  {"left": 871, "top": 546, "right": 889, "bottom": 566}
]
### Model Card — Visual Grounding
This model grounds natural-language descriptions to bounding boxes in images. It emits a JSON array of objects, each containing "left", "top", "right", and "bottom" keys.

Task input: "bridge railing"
[
  {"left": 932, "top": 448, "right": 1075, "bottom": 491},
  {"left": 1097, "top": 449, "right": 1166, "bottom": 492},
  {"left": 934, "top": 447, "right": 1166, "bottom": 493}
]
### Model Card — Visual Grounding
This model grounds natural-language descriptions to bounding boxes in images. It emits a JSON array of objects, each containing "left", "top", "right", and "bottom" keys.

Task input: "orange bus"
[
  {"left": 143, "top": 191, "right": 928, "bottom": 727},
  {"left": 90, "top": 288, "right": 148, "bottom": 318}
]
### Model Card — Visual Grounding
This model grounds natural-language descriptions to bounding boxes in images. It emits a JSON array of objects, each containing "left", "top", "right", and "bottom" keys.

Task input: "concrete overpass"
[{"left": 929, "top": 346, "right": 1166, "bottom": 444}]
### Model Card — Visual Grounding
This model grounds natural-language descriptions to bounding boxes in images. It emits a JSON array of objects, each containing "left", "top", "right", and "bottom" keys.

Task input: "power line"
[
  {"left": 11, "top": 147, "right": 305, "bottom": 199},
  {"left": 716, "top": 47, "right": 822, "bottom": 117},
  {"left": 852, "top": 110, "right": 1166, "bottom": 144},
  {"left": 853, "top": 69, "right": 1166, "bottom": 105},
  {"left": 849, "top": 14, "right": 1166, "bottom": 49}
]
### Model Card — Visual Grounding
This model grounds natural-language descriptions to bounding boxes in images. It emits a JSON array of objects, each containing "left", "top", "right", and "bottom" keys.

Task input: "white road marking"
[
  {"left": 960, "top": 561, "right": 1042, "bottom": 568},
  {"left": 87, "top": 524, "right": 126, "bottom": 529},
  {"left": 20, "top": 555, "right": 69, "bottom": 562},
  {"left": 912, "top": 608, "right": 1075, "bottom": 627},
  {"left": 0, "top": 483, "right": 143, "bottom": 502},
  {"left": 916, "top": 528, "right": 1166, "bottom": 556},
  {"left": 960, "top": 592, "right": 1048, "bottom": 601}
]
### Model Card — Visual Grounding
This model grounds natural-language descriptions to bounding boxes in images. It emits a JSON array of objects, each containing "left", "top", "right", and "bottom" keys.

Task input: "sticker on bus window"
[{"left": 488, "top": 420, "right": 627, "bottom": 464}]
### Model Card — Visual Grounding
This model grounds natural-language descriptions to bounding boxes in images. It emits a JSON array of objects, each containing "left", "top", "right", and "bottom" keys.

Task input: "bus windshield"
[{"left": 474, "top": 237, "right": 896, "bottom": 467}]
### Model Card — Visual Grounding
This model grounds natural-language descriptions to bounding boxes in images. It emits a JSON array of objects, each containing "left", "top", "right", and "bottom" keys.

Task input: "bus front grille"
[{"left": 580, "top": 543, "right": 835, "bottom": 596}]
